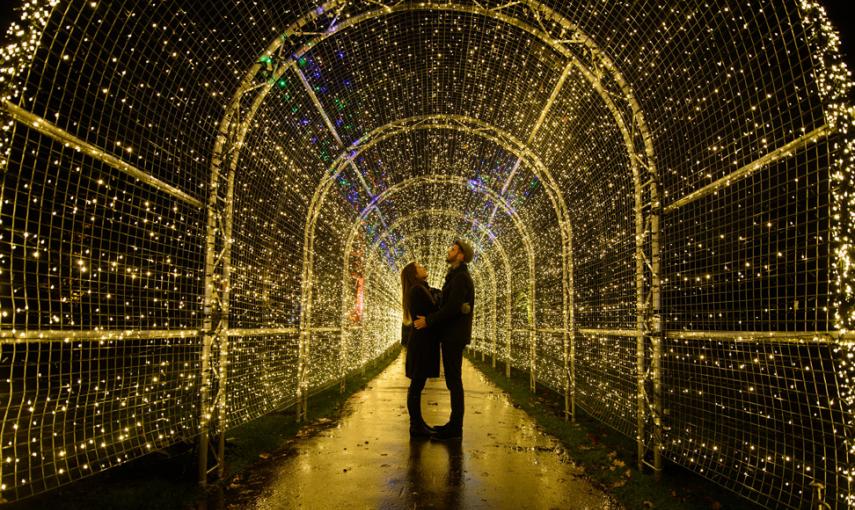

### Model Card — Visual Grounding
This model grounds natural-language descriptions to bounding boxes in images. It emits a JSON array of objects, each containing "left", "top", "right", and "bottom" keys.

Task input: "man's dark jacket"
[{"left": 426, "top": 263, "right": 475, "bottom": 346}]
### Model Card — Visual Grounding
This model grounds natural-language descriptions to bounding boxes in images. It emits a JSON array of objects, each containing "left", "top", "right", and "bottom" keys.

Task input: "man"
[{"left": 414, "top": 239, "right": 475, "bottom": 441}]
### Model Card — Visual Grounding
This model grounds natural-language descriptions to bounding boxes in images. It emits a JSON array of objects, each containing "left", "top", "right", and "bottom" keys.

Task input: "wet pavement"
[{"left": 218, "top": 353, "right": 621, "bottom": 509}]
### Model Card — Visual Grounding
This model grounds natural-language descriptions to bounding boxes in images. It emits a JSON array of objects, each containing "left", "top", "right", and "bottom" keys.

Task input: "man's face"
[{"left": 446, "top": 243, "right": 462, "bottom": 264}]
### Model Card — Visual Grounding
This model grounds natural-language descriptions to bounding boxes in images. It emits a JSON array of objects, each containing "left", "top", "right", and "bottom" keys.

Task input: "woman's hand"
[{"left": 414, "top": 316, "right": 427, "bottom": 329}]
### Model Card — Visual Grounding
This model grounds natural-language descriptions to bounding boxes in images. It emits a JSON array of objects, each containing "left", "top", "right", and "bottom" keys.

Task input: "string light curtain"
[{"left": 0, "top": 1, "right": 853, "bottom": 508}]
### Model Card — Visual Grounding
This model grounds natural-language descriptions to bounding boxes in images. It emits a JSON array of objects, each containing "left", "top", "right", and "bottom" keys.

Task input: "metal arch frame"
[
  {"left": 361, "top": 224, "right": 498, "bottom": 323},
  {"left": 340, "top": 207, "right": 515, "bottom": 382},
  {"left": 301, "top": 120, "right": 570, "bottom": 404},
  {"left": 208, "top": 0, "right": 661, "bottom": 479},
  {"left": 342, "top": 222, "right": 497, "bottom": 383},
  {"left": 198, "top": 94, "right": 242, "bottom": 485},
  {"left": 335, "top": 172, "right": 537, "bottom": 378},
  {"left": 268, "top": 0, "right": 660, "bottom": 398},
  {"left": 345, "top": 221, "right": 505, "bottom": 366},
  {"left": 359, "top": 224, "right": 498, "bottom": 349},
  {"left": 306, "top": 118, "right": 570, "bottom": 383},
  {"left": 356, "top": 225, "right": 499, "bottom": 343},
  {"left": 274, "top": 0, "right": 661, "bottom": 462},
  {"left": 389, "top": 210, "right": 509, "bottom": 366}
]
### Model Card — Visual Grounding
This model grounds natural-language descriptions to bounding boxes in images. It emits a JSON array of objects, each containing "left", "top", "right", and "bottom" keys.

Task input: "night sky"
[{"left": 0, "top": 4, "right": 16, "bottom": 44}]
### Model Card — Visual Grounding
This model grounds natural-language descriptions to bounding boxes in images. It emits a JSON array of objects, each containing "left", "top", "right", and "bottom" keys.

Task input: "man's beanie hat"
[{"left": 454, "top": 239, "right": 474, "bottom": 263}]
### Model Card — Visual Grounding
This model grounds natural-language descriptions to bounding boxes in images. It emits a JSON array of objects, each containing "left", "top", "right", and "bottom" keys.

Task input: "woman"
[{"left": 400, "top": 261, "right": 441, "bottom": 438}]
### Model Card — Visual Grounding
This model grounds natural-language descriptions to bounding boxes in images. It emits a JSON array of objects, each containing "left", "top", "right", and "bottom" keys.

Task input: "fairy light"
[
  {"left": 797, "top": 3, "right": 855, "bottom": 508},
  {"left": 0, "top": 0, "right": 854, "bottom": 508},
  {"left": 0, "top": 1, "right": 57, "bottom": 169}
]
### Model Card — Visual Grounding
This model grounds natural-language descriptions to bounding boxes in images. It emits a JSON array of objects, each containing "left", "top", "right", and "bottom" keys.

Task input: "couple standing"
[{"left": 400, "top": 240, "right": 475, "bottom": 441}]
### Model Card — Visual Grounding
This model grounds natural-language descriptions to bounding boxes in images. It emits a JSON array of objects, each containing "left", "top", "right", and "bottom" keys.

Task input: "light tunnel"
[{"left": 0, "top": 0, "right": 854, "bottom": 507}]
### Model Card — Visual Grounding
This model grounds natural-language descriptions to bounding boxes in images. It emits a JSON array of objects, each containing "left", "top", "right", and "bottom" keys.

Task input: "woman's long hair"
[{"left": 400, "top": 262, "right": 422, "bottom": 325}]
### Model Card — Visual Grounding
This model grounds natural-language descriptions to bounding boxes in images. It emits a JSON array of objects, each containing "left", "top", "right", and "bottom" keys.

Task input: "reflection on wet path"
[{"left": 216, "top": 353, "right": 621, "bottom": 509}]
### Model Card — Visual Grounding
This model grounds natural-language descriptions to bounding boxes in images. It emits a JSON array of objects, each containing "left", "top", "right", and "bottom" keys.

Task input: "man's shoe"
[
  {"left": 430, "top": 426, "right": 462, "bottom": 441},
  {"left": 409, "top": 424, "right": 433, "bottom": 438}
]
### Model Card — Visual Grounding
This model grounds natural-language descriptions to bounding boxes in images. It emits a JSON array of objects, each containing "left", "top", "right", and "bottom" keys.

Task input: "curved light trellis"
[
  {"left": 348, "top": 207, "right": 513, "bottom": 358},
  {"left": 1, "top": 0, "right": 854, "bottom": 508}
]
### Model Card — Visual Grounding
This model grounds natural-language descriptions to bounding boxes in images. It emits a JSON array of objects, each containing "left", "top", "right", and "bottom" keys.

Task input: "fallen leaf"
[
  {"left": 642, "top": 501, "right": 655, "bottom": 509},
  {"left": 258, "top": 452, "right": 271, "bottom": 460},
  {"left": 610, "top": 480, "right": 627, "bottom": 489}
]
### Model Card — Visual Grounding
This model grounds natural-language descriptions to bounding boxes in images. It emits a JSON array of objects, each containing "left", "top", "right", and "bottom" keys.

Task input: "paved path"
[{"left": 222, "top": 353, "right": 620, "bottom": 509}]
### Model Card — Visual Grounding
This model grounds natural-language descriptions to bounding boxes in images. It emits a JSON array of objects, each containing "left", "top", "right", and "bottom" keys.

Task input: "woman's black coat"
[{"left": 405, "top": 284, "right": 441, "bottom": 379}]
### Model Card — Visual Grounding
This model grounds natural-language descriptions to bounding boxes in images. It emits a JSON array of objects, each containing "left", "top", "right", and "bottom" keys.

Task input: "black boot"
[
  {"left": 409, "top": 422, "right": 433, "bottom": 438},
  {"left": 407, "top": 378, "right": 430, "bottom": 437},
  {"left": 430, "top": 422, "right": 462, "bottom": 441}
]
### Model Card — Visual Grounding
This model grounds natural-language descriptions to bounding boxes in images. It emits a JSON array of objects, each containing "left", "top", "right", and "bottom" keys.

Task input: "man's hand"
[{"left": 414, "top": 316, "right": 427, "bottom": 329}]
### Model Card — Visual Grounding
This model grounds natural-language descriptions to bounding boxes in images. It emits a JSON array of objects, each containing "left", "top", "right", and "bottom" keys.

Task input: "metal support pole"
[
  {"left": 635, "top": 172, "right": 646, "bottom": 473},
  {"left": 214, "top": 162, "right": 237, "bottom": 480},
  {"left": 528, "top": 272, "right": 537, "bottom": 391},
  {"left": 569, "top": 330, "right": 575, "bottom": 422},
  {"left": 563, "top": 329, "right": 570, "bottom": 422},
  {"left": 506, "top": 325, "right": 512, "bottom": 378},
  {"left": 491, "top": 289, "right": 499, "bottom": 369},
  {"left": 529, "top": 330, "right": 537, "bottom": 392},
  {"left": 338, "top": 245, "right": 355, "bottom": 395},
  {"left": 635, "top": 159, "right": 662, "bottom": 477},
  {"left": 198, "top": 94, "right": 241, "bottom": 485},
  {"left": 199, "top": 171, "right": 222, "bottom": 487},
  {"left": 636, "top": 329, "right": 645, "bottom": 471},
  {"left": 1, "top": 100, "right": 202, "bottom": 208},
  {"left": 565, "top": 214, "right": 575, "bottom": 423},
  {"left": 296, "top": 330, "right": 308, "bottom": 422},
  {"left": 198, "top": 329, "right": 213, "bottom": 486},
  {"left": 650, "top": 194, "right": 663, "bottom": 480},
  {"left": 339, "top": 326, "right": 347, "bottom": 394}
]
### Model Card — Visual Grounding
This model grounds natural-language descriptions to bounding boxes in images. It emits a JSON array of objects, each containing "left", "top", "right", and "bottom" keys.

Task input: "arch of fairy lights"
[
  {"left": 350, "top": 207, "right": 513, "bottom": 363},
  {"left": 1, "top": 0, "right": 854, "bottom": 508}
]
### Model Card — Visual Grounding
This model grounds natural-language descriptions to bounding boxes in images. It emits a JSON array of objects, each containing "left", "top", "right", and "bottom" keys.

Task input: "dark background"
[{"left": 821, "top": 0, "right": 855, "bottom": 69}]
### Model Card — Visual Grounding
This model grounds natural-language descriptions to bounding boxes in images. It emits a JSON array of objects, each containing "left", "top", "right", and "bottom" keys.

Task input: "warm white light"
[{"left": 0, "top": 1, "right": 852, "bottom": 508}]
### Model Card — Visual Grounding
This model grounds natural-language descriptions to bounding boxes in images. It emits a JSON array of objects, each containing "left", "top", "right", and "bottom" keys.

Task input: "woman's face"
[{"left": 415, "top": 263, "right": 428, "bottom": 280}]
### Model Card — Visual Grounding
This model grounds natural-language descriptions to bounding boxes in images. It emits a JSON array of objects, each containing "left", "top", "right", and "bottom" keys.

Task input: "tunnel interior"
[{"left": 1, "top": 0, "right": 854, "bottom": 508}]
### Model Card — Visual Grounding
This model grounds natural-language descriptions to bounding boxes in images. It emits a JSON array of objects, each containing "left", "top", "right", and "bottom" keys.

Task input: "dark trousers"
[
  {"left": 441, "top": 342, "right": 465, "bottom": 430},
  {"left": 407, "top": 376, "right": 427, "bottom": 426}
]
